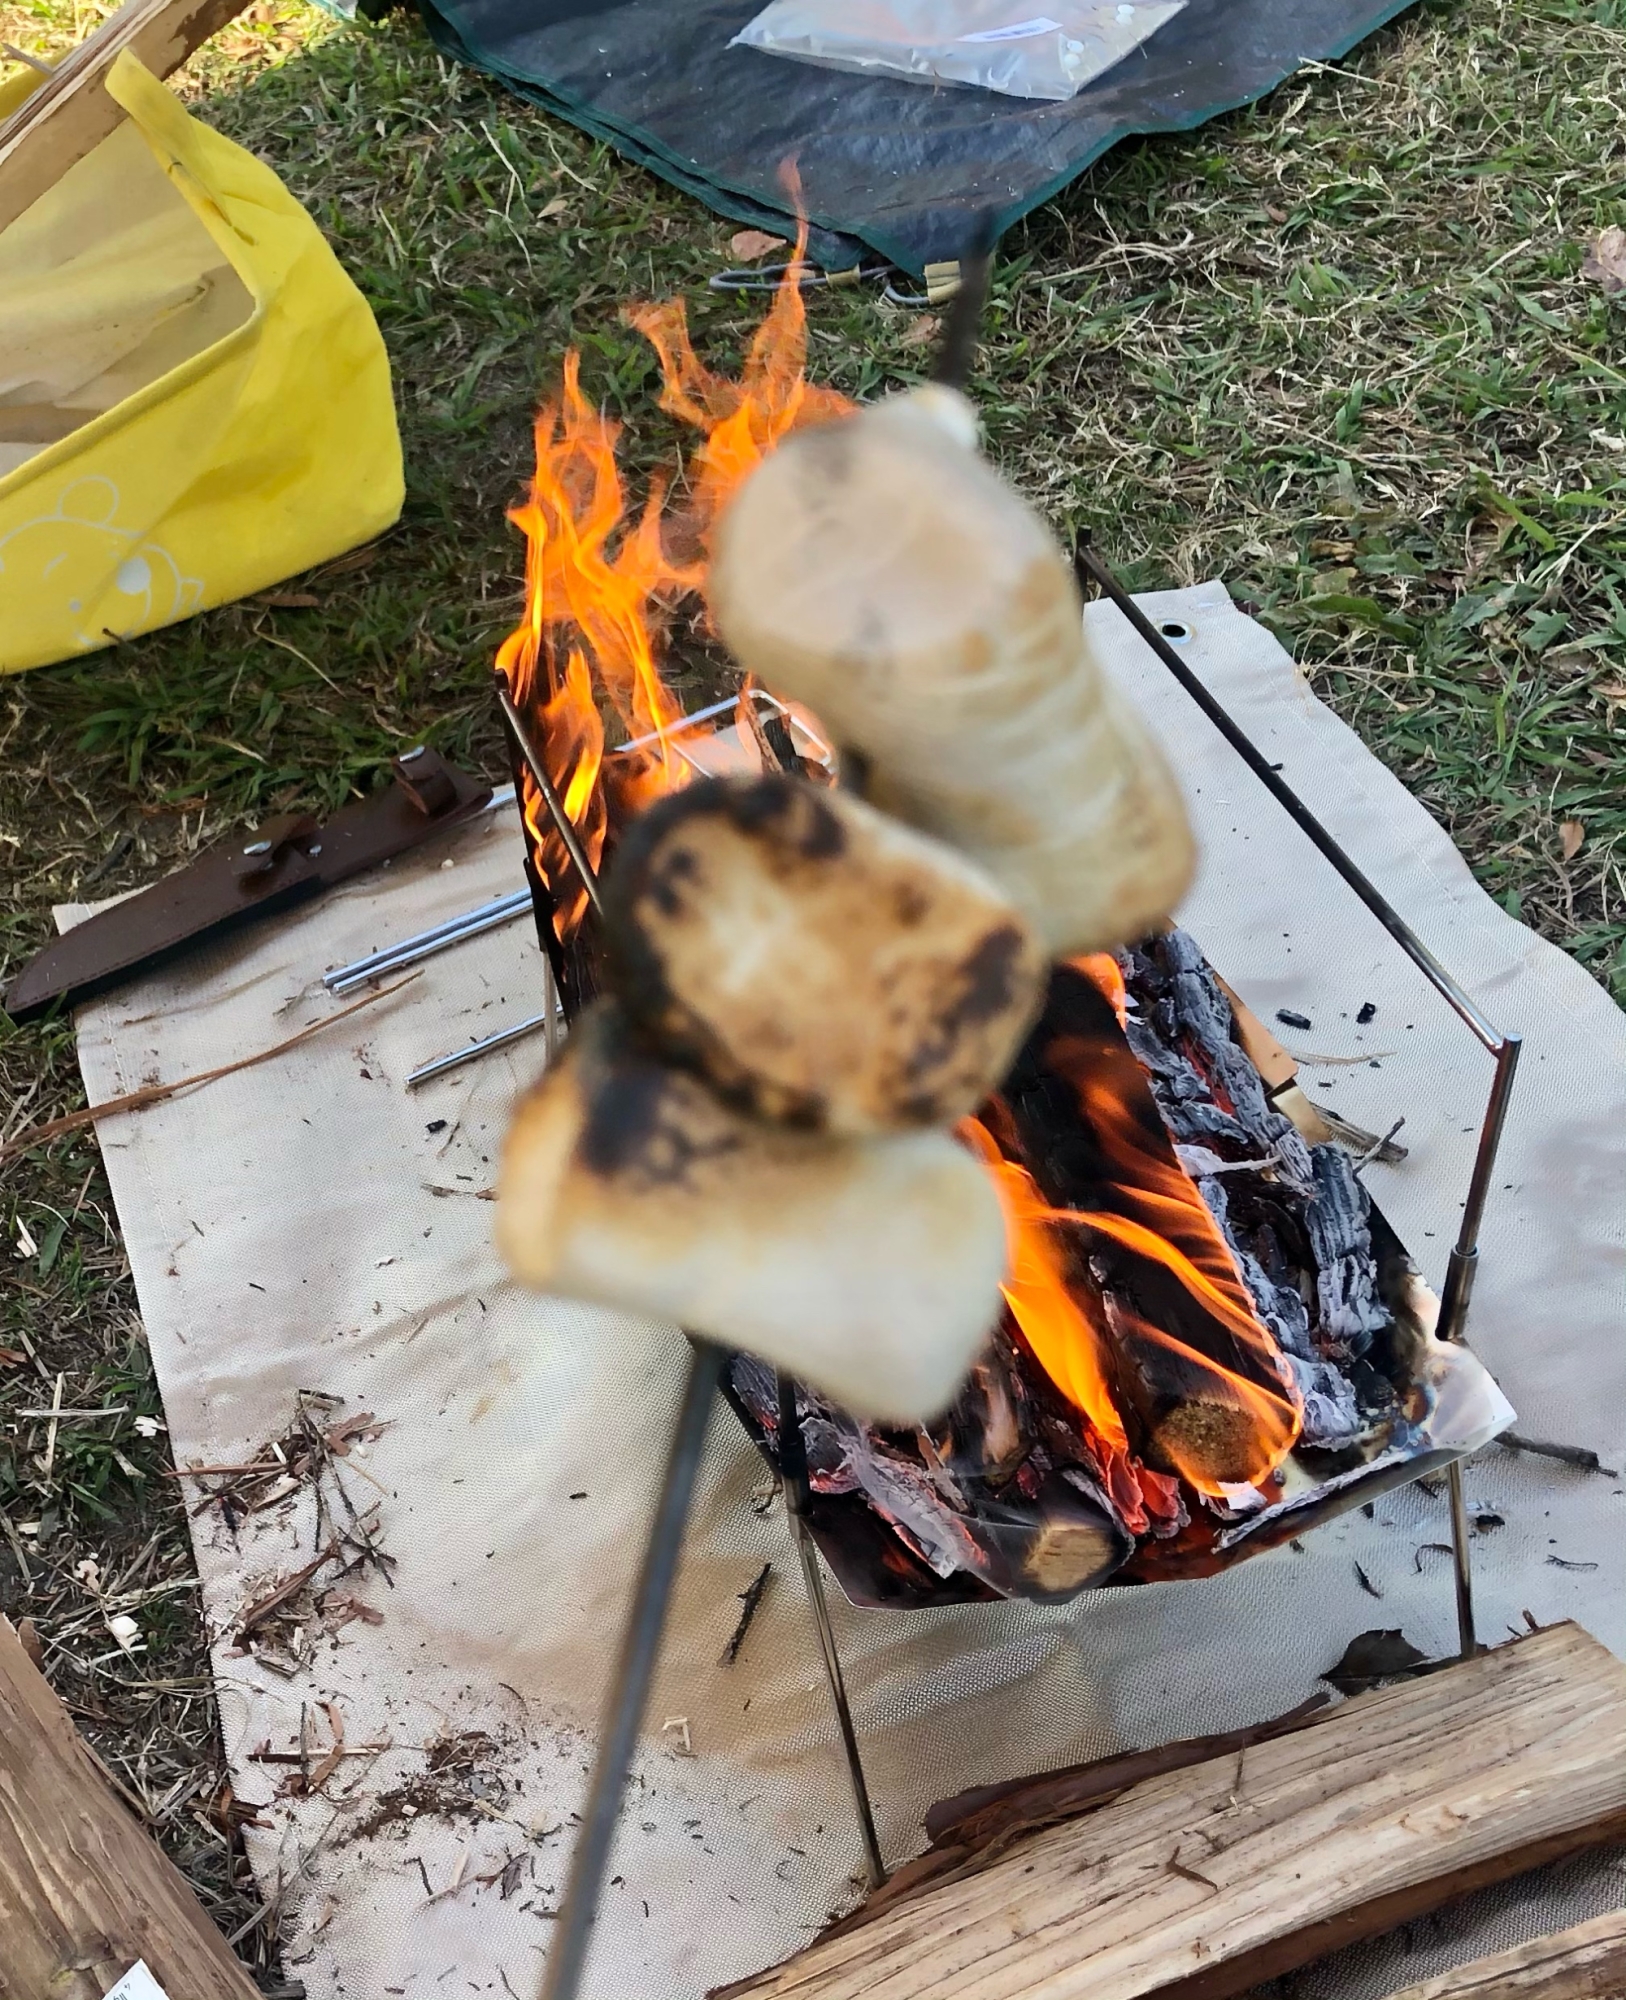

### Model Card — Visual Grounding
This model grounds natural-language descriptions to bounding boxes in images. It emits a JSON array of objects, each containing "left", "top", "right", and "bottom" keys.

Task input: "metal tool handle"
[{"left": 540, "top": 1341, "right": 725, "bottom": 2000}]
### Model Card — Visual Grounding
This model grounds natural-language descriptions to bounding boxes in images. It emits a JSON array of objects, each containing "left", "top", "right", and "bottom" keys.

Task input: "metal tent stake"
[{"left": 1074, "top": 537, "right": 1522, "bottom": 1661}]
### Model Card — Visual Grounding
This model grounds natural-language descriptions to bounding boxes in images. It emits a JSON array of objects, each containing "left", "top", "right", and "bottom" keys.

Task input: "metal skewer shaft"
[
  {"left": 496, "top": 684, "right": 607, "bottom": 920},
  {"left": 776, "top": 1375, "right": 887, "bottom": 1891},
  {"left": 406, "top": 1003, "right": 564, "bottom": 1088},
  {"left": 326, "top": 888, "right": 533, "bottom": 993},
  {"left": 540, "top": 1340, "right": 726, "bottom": 2000}
]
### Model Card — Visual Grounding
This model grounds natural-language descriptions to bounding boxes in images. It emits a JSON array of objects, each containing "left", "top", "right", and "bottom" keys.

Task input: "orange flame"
[
  {"left": 496, "top": 226, "right": 852, "bottom": 943},
  {"left": 627, "top": 220, "right": 851, "bottom": 560},
  {"left": 1035, "top": 1039, "right": 1302, "bottom": 1493},
  {"left": 961, "top": 1117, "right": 1170, "bottom": 1536}
]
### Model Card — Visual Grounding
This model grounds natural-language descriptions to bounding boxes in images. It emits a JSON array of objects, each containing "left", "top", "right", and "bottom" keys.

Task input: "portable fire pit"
[{"left": 476, "top": 260, "right": 1522, "bottom": 2000}]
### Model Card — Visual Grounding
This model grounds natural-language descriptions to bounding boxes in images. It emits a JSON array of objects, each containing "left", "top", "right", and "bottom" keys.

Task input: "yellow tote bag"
[{"left": 0, "top": 51, "right": 403, "bottom": 672}]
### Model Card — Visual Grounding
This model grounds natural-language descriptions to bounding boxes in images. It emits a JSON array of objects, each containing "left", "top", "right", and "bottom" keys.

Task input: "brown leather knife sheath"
[{"left": 4, "top": 748, "right": 493, "bottom": 1024}]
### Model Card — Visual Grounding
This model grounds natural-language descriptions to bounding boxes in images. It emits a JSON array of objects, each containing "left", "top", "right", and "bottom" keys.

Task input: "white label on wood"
[{"left": 105, "top": 1964, "right": 173, "bottom": 2000}]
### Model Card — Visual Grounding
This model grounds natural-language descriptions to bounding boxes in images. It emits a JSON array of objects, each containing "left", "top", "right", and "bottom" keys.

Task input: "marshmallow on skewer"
[
  {"left": 497, "top": 1004, "right": 1007, "bottom": 1423},
  {"left": 707, "top": 385, "right": 1196, "bottom": 957},
  {"left": 602, "top": 772, "right": 1045, "bottom": 1136}
]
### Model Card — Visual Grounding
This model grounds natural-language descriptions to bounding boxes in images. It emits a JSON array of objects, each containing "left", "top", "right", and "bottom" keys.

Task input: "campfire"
[{"left": 493, "top": 257, "right": 1509, "bottom": 1608}]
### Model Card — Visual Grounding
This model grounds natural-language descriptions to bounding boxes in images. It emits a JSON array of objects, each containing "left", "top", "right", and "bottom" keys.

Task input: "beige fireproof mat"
[{"left": 68, "top": 586, "right": 1626, "bottom": 2000}]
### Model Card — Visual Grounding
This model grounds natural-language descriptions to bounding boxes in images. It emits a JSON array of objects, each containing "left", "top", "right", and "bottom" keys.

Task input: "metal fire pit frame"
[{"left": 502, "top": 545, "right": 1522, "bottom": 2000}]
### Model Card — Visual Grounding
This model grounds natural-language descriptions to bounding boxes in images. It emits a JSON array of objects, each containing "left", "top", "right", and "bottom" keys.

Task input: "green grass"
[{"left": 1, "top": 0, "right": 1624, "bottom": 1969}]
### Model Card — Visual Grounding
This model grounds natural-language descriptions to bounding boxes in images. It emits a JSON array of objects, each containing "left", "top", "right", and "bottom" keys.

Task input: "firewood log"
[
  {"left": 497, "top": 1004, "right": 1006, "bottom": 1421},
  {"left": 602, "top": 773, "right": 1045, "bottom": 1135},
  {"left": 707, "top": 385, "right": 1195, "bottom": 957}
]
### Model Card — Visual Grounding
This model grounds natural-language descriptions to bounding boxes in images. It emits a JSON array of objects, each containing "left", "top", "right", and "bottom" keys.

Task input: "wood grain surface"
[
  {"left": 721, "top": 1624, "right": 1626, "bottom": 2000},
  {"left": 0, "top": 1613, "right": 261, "bottom": 1999}
]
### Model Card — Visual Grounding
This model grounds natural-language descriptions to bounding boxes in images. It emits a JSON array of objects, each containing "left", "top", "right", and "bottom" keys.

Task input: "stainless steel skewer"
[
  {"left": 406, "top": 1002, "right": 564, "bottom": 1088},
  {"left": 326, "top": 887, "right": 533, "bottom": 993}
]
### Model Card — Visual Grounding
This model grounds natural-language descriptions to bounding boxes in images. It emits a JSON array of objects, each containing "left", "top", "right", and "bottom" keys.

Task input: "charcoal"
[
  {"left": 1195, "top": 1173, "right": 1314, "bottom": 1361},
  {"left": 1125, "top": 930, "right": 1315, "bottom": 1188},
  {"left": 1304, "top": 1143, "right": 1391, "bottom": 1357}
]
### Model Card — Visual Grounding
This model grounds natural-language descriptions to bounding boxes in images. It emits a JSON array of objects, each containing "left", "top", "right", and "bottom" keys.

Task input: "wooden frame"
[{"left": 0, "top": 0, "right": 252, "bottom": 235}]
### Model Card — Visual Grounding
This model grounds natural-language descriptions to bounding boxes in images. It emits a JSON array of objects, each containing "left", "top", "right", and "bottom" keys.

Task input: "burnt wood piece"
[
  {"left": 0, "top": 0, "right": 253, "bottom": 234},
  {"left": 1003, "top": 961, "right": 1300, "bottom": 1485},
  {"left": 0, "top": 1614, "right": 262, "bottom": 1999},
  {"left": 4, "top": 748, "right": 492, "bottom": 1022},
  {"left": 1382, "top": 1909, "right": 1626, "bottom": 2000},
  {"left": 714, "top": 1623, "right": 1626, "bottom": 2000}
]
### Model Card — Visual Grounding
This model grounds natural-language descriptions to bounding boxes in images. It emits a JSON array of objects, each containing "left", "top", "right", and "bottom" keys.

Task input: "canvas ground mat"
[{"left": 66, "top": 585, "right": 1626, "bottom": 2000}]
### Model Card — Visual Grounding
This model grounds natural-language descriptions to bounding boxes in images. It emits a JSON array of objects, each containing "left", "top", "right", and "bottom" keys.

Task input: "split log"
[
  {"left": 0, "top": 1613, "right": 261, "bottom": 1999},
  {"left": 0, "top": 0, "right": 251, "bottom": 235},
  {"left": 1383, "top": 1909, "right": 1626, "bottom": 2000},
  {"left": 717, "top": 1622, "right": 1626, "bottom": 2000}
]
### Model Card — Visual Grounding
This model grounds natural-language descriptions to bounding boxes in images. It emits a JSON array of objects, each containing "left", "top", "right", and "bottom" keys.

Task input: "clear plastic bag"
[{"left": 730, "top": 0, "right": 1186, "bottom": 102}]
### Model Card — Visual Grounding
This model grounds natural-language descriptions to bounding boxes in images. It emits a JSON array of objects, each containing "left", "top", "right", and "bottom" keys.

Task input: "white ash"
[
  {"left": 1283, "top": 1354, "right": 1363, "bottom": 1445},
  {"left": 1303, "top": 1144, "right": 1392, "bottom": 1358}
]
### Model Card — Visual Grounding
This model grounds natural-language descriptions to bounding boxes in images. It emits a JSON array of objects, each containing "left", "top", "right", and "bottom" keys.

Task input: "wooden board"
[
  {"left": 720, "top": 1624, "right": 1626, "bottom": 2000},
  {"left": 0, "top": 1613, "right": 262, "bottom": 2000},
  {"left": 1385, "top": 1909, "right": 1626, "bottom": 2000},
  {"left": 0, "top": 0, "right": 251, "bottom": 236}
]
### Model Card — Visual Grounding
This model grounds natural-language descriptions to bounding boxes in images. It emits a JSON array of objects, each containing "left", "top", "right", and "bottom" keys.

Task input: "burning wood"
[
  {"left": 602, "top": 774, "right": 1045, "bottom": 1134},
  {"left": 706, "top": 385, "right": 1195, "bottom": 957},
  {"left": 728, "top": 929, "right": 1510, "bottom": 1606}
]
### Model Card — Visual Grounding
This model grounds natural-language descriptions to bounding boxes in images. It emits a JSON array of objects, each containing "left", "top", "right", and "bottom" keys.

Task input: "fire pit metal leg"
[
  {"left": 777, "top": 1374, "right": 888, "bottom": 1890},
  {"left": 1074, "top": 539, "right": 1527, "bottom": 1667},
  {"left": 1436, "top": 1034, "right": 1521, "bottom": 1660},
  {"left": 540, "top": 1338, "right": 725, "bottom": 2000}
]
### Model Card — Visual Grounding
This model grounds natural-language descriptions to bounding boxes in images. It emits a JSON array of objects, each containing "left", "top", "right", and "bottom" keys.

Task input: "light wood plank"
[
  {"left": 0, "top": 1613, "right": 262, "bottom": 1999},
  {"left": 721, "top": 1624, "right": 1626, "bottom": 2000},
  {"left": 1383, "top": 1909, "right": 1626, "bottom": 2000},
  {"left": 0, "top": 0, "right": 250, "bottom": 236}
]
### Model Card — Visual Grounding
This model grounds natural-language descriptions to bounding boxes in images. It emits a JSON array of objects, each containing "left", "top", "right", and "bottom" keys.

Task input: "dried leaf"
[
  {"left": 255, "top": 591, "right": 322, "bottom": 609},
  {"left": 729, "top": 227, "right": 785, "bottom": 263},
  {"left": 1582, "top": 225, "right": 1626, "bottom": 293},
  {"left": 1322, "top": 1628, "right": 1429, "bottom": 1693},
  {"left": 0, "top": 1347, "right": 26, "bottom": 1368},
  {"left": 539, "top": 195, "right": 569, "bottom": 220},
  {"left": 1560, "top": 817, "right": 1585, "bottom": 860},
  {"left": 898, "top": 313, "right": 940, "bottom": 349}
]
